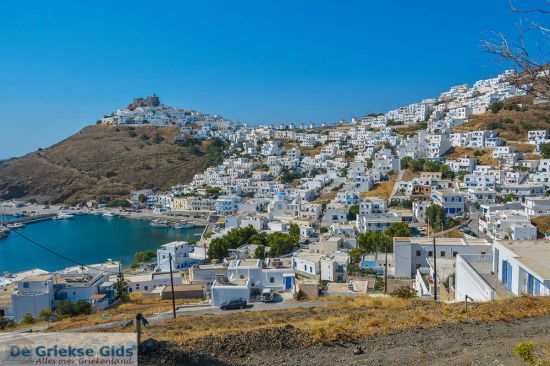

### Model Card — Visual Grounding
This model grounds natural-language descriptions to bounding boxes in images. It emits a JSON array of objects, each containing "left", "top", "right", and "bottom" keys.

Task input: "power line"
[{"left": 9, "top": 229, "right": 110, "bottom": 274}]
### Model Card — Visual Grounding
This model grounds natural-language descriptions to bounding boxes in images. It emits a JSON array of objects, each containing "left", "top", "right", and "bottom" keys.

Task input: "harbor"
[{"left": 0, "top": 213, "right": 204, "bottom": 273}]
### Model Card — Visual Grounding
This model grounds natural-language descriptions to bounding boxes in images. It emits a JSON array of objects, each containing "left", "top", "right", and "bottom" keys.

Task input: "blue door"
[
  {"left": 506, "top": 262, "right": 513, "bottom": 291},
  {"left": 285, "top": 276, "right": 292, "bottom": 290},
  {"left": 502, "top": 260, "right": 508, "bottom": 284},
  {"left": 527, "top": 274, "right": 534, "bottom": 295},
  {"left": 535, "top": 279, "right": 541, "bottom": 296}
]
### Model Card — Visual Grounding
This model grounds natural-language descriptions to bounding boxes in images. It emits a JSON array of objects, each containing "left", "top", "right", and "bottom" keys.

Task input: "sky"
[{"left": 0, "top": 0, "right": 536, "bottom": 158}]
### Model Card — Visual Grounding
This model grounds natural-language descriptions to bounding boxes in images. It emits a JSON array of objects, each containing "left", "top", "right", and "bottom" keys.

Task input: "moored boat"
[
  {"left": 172, "top": 220, "right": 194, "bottom": 229},
  {"left": 150, "top": 219, "right": 170, "bottom": 228},
  {"left": 54, "top": 212, "right": 75, "bottom": 220}
]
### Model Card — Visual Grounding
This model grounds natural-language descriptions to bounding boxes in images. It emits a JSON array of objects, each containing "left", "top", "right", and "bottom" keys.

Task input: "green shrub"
[
  {"left": 514, "top": 342, "right": 535, "bottom": 364},
  {"left": 74, "top": 300, "right": 92, "bottom": 315},
  {"left": 20, "top": 313, "right": 36, "bottom": 325},
  {"left": 390, "top": 286, "right": 416, "bottom": 299}
]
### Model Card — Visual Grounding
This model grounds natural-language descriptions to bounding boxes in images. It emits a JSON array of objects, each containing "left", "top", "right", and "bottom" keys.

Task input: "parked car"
[
  {"left": 220, "top": 298, "right": 247, "bottom": 310},
  {"left": 260, "top": 288, "right": 274, "bottom": 303}
]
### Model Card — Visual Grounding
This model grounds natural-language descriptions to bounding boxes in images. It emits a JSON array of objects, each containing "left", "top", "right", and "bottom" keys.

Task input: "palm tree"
[{"left": 114, "top": 272, "right": 129, "bottom": 302}]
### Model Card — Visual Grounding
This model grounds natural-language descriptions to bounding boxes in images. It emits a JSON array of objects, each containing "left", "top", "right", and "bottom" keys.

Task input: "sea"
[{"left": 0, "top": 214, "right": 204, "bottom": 274}]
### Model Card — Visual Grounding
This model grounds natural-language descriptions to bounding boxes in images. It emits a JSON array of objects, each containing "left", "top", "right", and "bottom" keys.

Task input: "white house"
[
  {"left": 11, "top": 274, "right": 55, "bottom": 322},
  {"left": 523, "top": 197, "right": 550, "bottom": 218},
  {"left": 393, "top": 237, "right": 492, "bottom": 278},
  {"left": 493, "top": 240, "right": 550, "bottom": 296},
  {"left": 157, "top": 242, "right": 202, "bottom": 271},
  {"left": 431, "top": 188, "right": 465, "bottom": 216}
]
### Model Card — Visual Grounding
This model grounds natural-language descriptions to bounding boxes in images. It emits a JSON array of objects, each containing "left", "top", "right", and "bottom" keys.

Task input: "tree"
[
  {"left": 501, "top": 192, "right": 517, "bottom": 203},
  {"left": 114, "top": 272, "right": 129, "bottom": 302},
  {"left": 208, "top": 237, "right": 230, "bottom": 260},
  {"left": 347, "top": 205, "right": 359, "bottom": 220},
  {"left": 348, "top": 247, "right": 364, "bottom": 263},
  {"left": 482, "top": 1, "right": 550, "bottom": 101},
  {"left": 357, "top": 230, "right": 389, "bottom": 253},
  {"left": 205, "top": 186, "right": 222, "bottom": 197},
  {"left": 133, "top": 250, "right": 156, "bottom": 265},
  {"left": 20, "top": 313, "right": 36, "bottom": 325},
  {"left": 138, "top": 194, "right": 148, "bottom": 204},
  {"left": 39, "top": 308, "right": 54, "bottom": 322},
  {"left": 425, "top": 204, "right": 453, "bottom": 232},
  {"left": 74, "top": 300, "right": 92, "bottom": 315},
  {"left": 254, "top": 245, "right": 266, "bottom": 259},
  {"left": 385, "top": 222, "right": 411, "bottom": 239},
  {"left": 267, "top": 232, "right": 298, "bottom": 257},
  {"left": 55, "top": 300, "right": 75, "bottom": 317},
  {"left": 540, "top": 142, "right": 550, "bottom": 158},
  {"left": 289, "top": 223, "right": 300, "bottom": 239}
]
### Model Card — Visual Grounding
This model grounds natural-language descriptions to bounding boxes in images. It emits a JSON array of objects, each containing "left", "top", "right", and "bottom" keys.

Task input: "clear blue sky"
[{"left": 0, "top": 0, "right": 527, "bottom": 158}]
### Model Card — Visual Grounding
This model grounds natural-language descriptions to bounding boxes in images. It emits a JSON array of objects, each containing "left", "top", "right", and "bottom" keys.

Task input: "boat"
[
  {"left": 150, "top": 219, "right": 170, "bottom": 228},
  {"left": 6, "top": 223, "right": 24, "bottom": 229},
  {"left": 0, "top": 232, "right": 7, "bottom": 240},
  {"left": 102, "top": 212, "right": 117, "bottom": 217},
  {"left": 172, "top": 221, "right": 194, "bottom": 229},
  {"left": 54, "top": 212, "right": 75, "bottom": 220}
]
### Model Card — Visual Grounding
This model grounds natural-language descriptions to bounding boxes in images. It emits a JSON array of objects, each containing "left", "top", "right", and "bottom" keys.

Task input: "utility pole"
[
  {"left": 433, "top": 233, "right": 438, "bottom": 301},
  {"left": 168, "top": 253, "right": 176, "bottom": 319},
  {"left": 384, "top": 198, "right": 389, "bottom": 294},
  {"left": 384, "top": 236, "right": 388, "bottom": 294}
]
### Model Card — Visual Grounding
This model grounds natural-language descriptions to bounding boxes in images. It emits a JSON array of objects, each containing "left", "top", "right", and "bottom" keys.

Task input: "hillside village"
[{"left": 2, "top": 69, "right": 550, "bottom": 328}]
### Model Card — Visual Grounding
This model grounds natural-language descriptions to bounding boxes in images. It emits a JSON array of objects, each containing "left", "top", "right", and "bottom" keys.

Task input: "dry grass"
[
  {"left": 401, "top": 169, "right": 419, "bottom": 181},
  {"left": 0, "top": 125, "right": 210, "bottom": 203},
  {"left": 131, "top": 296, "right": 550, "bottom": 344},
  {"left": 315, "top": 190, "right": 337, "bottom": 204},
  {"left": 394, "top": 124, "right": 424, "bottom": 136},
  {"left": 361, "top": 181, "right": 395, "bottom": 199},
  {"left": 301, "top": 146, "right": 323, "bottom": 157},
  {"left": 19, "top": 293, "right": 205, "bottom": 332},
  {"left": 444, "top": 147, "right": 497, "bottom": 165},
  {"left": 453, "top": 101, "right": 550, "bottom": 141},
  {"left": 531, "top": 216, "right": 550, "bottom": 235},
  {"left": 436, "top": 227, "right": 465, "bottom": 238}
]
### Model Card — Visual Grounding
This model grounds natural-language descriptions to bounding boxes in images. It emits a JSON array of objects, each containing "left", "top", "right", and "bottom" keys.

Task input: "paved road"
[{"left": 172, "top": 299, "right": 333, "bottom": 317}]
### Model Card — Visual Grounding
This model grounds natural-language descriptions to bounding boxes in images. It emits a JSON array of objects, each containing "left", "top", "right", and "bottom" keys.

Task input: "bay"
[{"left": 0, "top": 215, "right": 203, "bottom": 273}]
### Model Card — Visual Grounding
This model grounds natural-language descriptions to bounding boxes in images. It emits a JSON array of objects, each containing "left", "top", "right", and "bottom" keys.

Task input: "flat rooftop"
[
  {"left": 498, "top": 240, "right": 550, "bottom": 280},
  {"left": 326, "top": 280, "right": 369, "bottom": 293},
  {"left": 395, "top": 237, "right": 491, "bottom": 246}
]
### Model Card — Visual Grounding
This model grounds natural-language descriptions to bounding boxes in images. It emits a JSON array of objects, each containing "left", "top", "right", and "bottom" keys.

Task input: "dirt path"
[{"left": 140, "top": 316, "right": 550, "bottom": 366}]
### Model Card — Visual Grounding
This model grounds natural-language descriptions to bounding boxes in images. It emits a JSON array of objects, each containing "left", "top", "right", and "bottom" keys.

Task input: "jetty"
[{"left": 7, "top": 213, "right": 57, "bottom": 225}]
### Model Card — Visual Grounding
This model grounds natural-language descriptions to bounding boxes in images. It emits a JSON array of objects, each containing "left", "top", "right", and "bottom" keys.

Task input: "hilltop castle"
[{"left": 127, "top": 95, "right": 160, "bottom": 110}]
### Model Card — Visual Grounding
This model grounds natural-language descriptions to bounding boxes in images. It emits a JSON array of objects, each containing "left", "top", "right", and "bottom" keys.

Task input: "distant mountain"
[{"left": 0, "top": 124, "right": 220, "bottom": 204}]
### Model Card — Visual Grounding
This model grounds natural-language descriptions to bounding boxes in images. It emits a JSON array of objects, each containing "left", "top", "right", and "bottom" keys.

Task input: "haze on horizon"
[{"left": 0, "top": 0, "right": 526, "bottom": 159}]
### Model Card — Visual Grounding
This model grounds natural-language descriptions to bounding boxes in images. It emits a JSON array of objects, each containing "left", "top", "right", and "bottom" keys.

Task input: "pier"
[{"left": 5, "top": 213, "right": 56, "bottom": 225}]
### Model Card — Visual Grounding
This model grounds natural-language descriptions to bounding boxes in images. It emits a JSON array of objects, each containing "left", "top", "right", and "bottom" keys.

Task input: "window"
[
  {"left": 453, "top": 251, "right": 458, "bottom": 258},
  {"left": 23, "top": 282, "right": 29, "bottom": 289},
  {"left": 144, "top": 285, "right": 148, "bottom": 291},
  {"left": 428, "top": 251, "right": 433, "bottom": 257},
  {"left": 416, "top": 250, "right": 421, "bottom": 257},
  {"left": 240, "top": 274, "right": 244, "bottom": 279},
  {"left": 440, "top": 251, "right": 446, "bottom": 257},
  {"left": 481, "top": 252, "right": 486, "bottom": 255},
  {"left": 269, "top": 277, "right": 275, "bottom": 284}
]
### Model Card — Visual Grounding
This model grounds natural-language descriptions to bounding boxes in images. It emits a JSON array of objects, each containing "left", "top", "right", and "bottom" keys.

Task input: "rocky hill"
[
  {"left": 0, "top": 125, "right": 223, "bottom": 204},
  {"left": 452, "top": 96, "right": 550, "bottom": 142}
]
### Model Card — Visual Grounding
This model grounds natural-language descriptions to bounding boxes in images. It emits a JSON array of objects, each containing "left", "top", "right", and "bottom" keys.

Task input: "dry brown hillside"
[
  {"left": 0, "top": 125, "right": 222, "bottom": 204},
  {"left": 453, "top": 96, "right": 550, "bottom": 142}
]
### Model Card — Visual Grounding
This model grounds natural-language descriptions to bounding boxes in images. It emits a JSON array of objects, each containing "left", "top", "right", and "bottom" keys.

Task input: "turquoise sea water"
[{"left": 0, "top": 215, "right": 203, "bottom": 273}]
